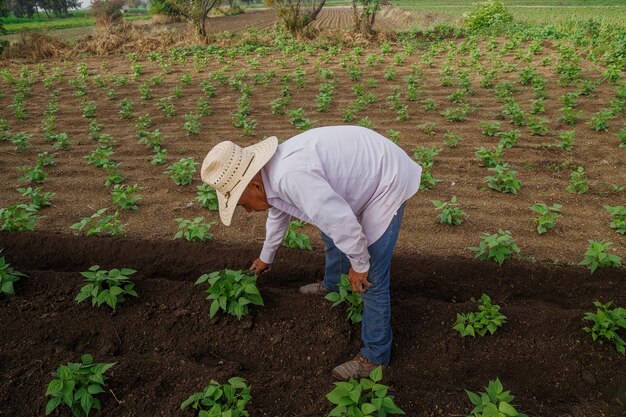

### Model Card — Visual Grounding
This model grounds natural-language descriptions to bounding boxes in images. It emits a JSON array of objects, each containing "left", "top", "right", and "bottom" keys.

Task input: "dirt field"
[
  {"left": 1, "top": 232, "right": 625, "bottom": 416},
  {"left": 0, "top": 17, "right": 625, "bottom": 417}
]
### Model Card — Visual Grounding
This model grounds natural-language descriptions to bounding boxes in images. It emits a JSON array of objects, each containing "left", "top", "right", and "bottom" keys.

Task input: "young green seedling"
[
  {"left": 111, "top": 184, "right": 142, "bottom": 210},
  {"left": 0, "top": 252, "right": 27, "bottom": 296},
  {"left": 604, "top": 205, "right": 626, "bottom": 235},
  {"left": 70, "top": 208, "right": 127, "bottom": 236},
  {"left": 75, "top": 265, "right": 138, "bottom": 310},
  {"left": 432, "top": 196, "right": 467, "bottom": 226},
  {"left": 453, "top": 294, "right": 506, "bottom": 337},
  {"left": 531, "top": 202, "right": 562, "bottom": 234},
  {"left": 325, "top": 274, "right": 363, "bottom": 324},
  {"left": 566, "top": 166, "right": 588, "bottom": 194},
  {"left": 0, "top": 204, "right": 37, "bottom": 231},
  {"left": 195, "top": 269, "right": 264, "bottom": 319},
  {"left": 579, "top": 240, "right": 622, "bottom": 273},
  {"left": 465, "top": 378, "right": 527, "bottom": 417},
  {"left": 283, "top": 220, "right": 312, "bottom": 250},
  {"left": 195, "top": 183, "right": 218, "bottom": 210},
  {"left": 486, "top": 164, "right": 523, "bottom": 194},
  {"left": 166, "top": 158, "right": 197, "bottom": 186},
  {"left": 468, "top": 229, "right": 520, "bottom": 266},
  {"left": 583, "top": 300, "right": 626, "bottom": 355},
  {"left": 181, "top": 377, "right": 251, "bottom": 416},
  {"left": 45, "top": 354, "right": 115, "bottom": 417},
  {"left": 174, "top": 217, "right": 216, "bottom": 242},
  {"left": 326, "top": 366, "right": 404, "bottom": 417}
]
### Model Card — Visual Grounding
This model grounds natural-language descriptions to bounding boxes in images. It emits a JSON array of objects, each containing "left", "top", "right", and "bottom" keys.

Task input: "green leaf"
[
  {"left": 499, "top": 401, "right": 518, "bottom": 416},
  {"left": 361, "top": 403, "right": 377, "bottom": 415},
  {"left": 209, "top": 300, "right": 220, "bottom": 318},
  {"left": 370, "top": 366, "right": 383, "bottom": 382},
  {"left": 45, "top": 397, "right": 62, "bottom": 415},
  {"left": 87, "top": 384, "right": 105, "bottom": 395},
  {"left": 45, "top": 379, "right": 63, "bottom": 396}
]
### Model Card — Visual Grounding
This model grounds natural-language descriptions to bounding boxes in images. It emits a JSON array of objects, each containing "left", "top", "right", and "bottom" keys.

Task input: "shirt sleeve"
[
  {"left": 259, "top": 207, "right": 291, "bottom": 264},
  {"left": 278, "top": 170, "right": 370, "bottom": 273}
]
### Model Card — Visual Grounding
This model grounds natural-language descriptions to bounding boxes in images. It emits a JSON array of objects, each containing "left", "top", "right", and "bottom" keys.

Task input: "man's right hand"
[{"left": 249, "top": 258, "right": 271, "bottom": 276}]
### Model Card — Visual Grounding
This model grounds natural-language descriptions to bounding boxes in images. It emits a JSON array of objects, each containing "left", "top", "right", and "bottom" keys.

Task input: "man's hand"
[
  {"left": 348, "top": 267, "right": 372, "bottom": 293},
  {"left": 249, "top": 258, "right": 271, "bottom": 276}
]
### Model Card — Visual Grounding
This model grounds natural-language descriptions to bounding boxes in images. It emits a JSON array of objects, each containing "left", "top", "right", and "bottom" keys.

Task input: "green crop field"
[
  {"left": 2, "top": 9, "right": 151, "bottom": 35},
  {"left": 324, "top": 0, "right": 626, "bottom": 26}
]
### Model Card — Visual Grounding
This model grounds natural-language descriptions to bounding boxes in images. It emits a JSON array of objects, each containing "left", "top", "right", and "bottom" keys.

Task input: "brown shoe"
[
  {"left": 298, "top": 281, "right": 329, "bottom": 295},
  {"left": 332, "top": 354, "right": 380, "bottom": 380}
]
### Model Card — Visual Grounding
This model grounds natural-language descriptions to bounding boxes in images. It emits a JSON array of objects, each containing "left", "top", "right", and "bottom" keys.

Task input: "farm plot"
[
  {"left": 0, "top": 32, "right": 624, "bottom": 265},
  {"left": 0, "top": 21, "right": 625, "bottom": 417},
  {"left": 1, "top": 232, "right": 626, "bottom": 416}
]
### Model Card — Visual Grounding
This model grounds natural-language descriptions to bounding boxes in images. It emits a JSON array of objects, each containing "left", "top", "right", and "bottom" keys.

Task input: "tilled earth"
[{"left": 0, "top": 232, "right": 625, "bottom": 416}]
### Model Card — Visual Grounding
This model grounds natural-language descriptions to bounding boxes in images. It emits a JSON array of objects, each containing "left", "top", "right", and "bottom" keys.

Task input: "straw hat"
[{"left": 201, "top": 137, "right": 278, "bottom": 226}]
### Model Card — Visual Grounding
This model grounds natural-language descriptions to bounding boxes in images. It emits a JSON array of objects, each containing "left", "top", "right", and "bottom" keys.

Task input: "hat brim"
[{"left": 215, "top": 136, "right": 278, "bottom": 226}]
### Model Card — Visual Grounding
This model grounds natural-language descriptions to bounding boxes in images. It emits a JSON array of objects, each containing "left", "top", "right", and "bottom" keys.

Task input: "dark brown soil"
[{"left": 1, "top": 232, "right": 626, "bottom": 417}]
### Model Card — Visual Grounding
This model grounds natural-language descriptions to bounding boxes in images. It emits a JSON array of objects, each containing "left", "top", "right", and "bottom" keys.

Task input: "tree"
[
  {"left": 0, "top": 0, "right": 8, "bottom": 36},
  {"left": 264, "top": 0, "right": 326, "bottom": 36},
  {"left": 351, "top": 0, "right": 380, "bottom": 36},
  {"left": 90, "top": 0, "right": 127, "bottom": 26},
  {"left": 164, "top": 0, "right": 221, "bottom": 40},
  {"left": 38, "top": 0, "right": 81, "bottom": 17},
  {"left": 148, "top": 0, "right": 179, "bottom": 16},
  {"left": 9, "top": 0, "right": 38, "bottom": 18}
]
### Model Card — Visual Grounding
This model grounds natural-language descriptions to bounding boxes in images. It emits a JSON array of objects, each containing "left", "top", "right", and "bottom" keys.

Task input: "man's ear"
[{"left": 251, "top": 173, "right": 263, "bottom": 189}]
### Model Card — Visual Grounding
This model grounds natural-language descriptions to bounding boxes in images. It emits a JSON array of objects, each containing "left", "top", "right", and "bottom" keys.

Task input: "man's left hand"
[{"left": 348, "top": 267, "right": 372, "bottom": 293}]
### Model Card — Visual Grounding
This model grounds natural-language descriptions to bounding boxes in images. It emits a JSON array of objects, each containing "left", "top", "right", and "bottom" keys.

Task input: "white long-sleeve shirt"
[{"left": 258, "top": 126, "right": 422, "bottom": 272}]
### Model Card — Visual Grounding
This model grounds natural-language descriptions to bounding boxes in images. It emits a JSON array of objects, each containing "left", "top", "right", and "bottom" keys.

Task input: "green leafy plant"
[
  {"left": 604, "top": 205, "right": 626, "bottom": 235},
  {"left": 0, "top": 252, "right": 27, "bottom": 296},
  {"left": 614, "top": 129, "right": 626, "bottom": 148},
  {"left": 45, "top": 354, "right": 115, "bottom": 417},
  {"left": 17, "top": 163, "right": 48, "bottom": 185},
  {"left": 432, "top": 196, "right": 467, "bottom": 226},
  {"left": 465, "top": 379, "right": 527, "bottom": 417},
  {"left": 10, "top": 132, "right": 32, "bottom": 151},
  {"left": 588, "top": 109, "right": 613, "bottom": 132},
  {"left": 443, "top": 130, "right": 461, "bottom": 147},
  {"left": 166, "top": 158, "right": 197, "bottom": 186},
  {"left": 18, "top": 187, "right": 54, "bottom": 210},
  {"left": 174, "top": 217, "right": 216, "bottom": 242},
  {"left": 195, "top": 269, "right": 264, "bottom": 319},
  {"left": 70, "top": 208, "right": 127, "bottom": 236},
  {"left": 195, "top": 183, "right": 218, "bottom": 210},
  {"left": 531, "top": 202, "right": 562, "bottom": 234},
  {"left": 566, "top": 166, "right": 588, "bottom": 194},
  {"left": 111, "top": 184, "right": 142, "bottom": 210},
  {"left": 0, "top": 204, "right": 37, "bottom": 231},
  {"left": 157, "top": 97, "right": 177, "bottom": 117},
  {"left": 181, "top": 377, "right": 251, "bottom": 416},
  {"left": 81, "top": 100, "right": 96, "bottom": 118},
  {"left": 468, "top": 229, "right": 520, "bottom": 266},
  {"left": 453, "top": 294, "right": 507, "bottom": 337},
  {"left": 475, "top": 145, "right": 503, "bottom": 168},
  {"left": 183, "top": 112, "right": 202, "bottom": 136},
  {"left": 486, "top": 164, "right": 522, "bottom": 194},
  {"left": 579, "top": 240, "right": 622, "bottom": 273},
  {"left": 496, "top": 130, "right": 519, "bottom": 149},
  {"left": 282, "top": 220, "right": 312, "bottom": 250},
  {"left": 557, "top": 131, "right": 575, "bottom": 151},
  {"left": 288, "top": 107, "right": 314, "bottom": 131},
  {"left": 75, "top": 265, "right": 138, "bottom": 310},
  {"left": 480, "top": 121, "right": 501, "bottom": 137},
  {"left": 325, "top": 274, "right": 363, "bottom": 324},
  {"left": 119, "top": 98, "right": 134, "bottom": 119},
  {"left": 413, "top": 146, "right": 442, "bottom": 165},
  {"left": 583, "top": 301, "right": 626, "bottom": 355},
  {"left": 326, "top": 366, "right": 404, "bottom": 417}
]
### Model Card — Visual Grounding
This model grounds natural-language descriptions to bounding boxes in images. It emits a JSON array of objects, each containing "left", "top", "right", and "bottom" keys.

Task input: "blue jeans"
[{"left": 321, "top": 203, "right": 405, "bottom": 365}]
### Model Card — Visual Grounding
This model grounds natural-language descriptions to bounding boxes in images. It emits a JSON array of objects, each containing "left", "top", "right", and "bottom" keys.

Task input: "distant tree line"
[{"left": 2, "top": 0, "right": 81, "bottom": 18}]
